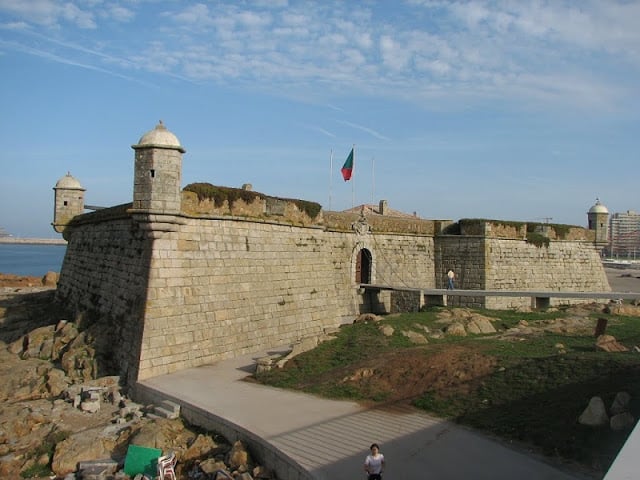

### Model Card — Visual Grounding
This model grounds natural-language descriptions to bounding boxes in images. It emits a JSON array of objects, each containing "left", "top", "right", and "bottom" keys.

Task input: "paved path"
[{"left": 140, "top": 348, "right": 589, "bottom": 480}]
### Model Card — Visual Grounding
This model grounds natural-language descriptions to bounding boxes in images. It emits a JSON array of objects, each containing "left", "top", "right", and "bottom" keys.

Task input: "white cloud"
[
  {"left": 0, "top": 0, "right": 96, "bottom": 28},
  {"left": 1, "top": 0, "right": 638, "bottom": 112}
]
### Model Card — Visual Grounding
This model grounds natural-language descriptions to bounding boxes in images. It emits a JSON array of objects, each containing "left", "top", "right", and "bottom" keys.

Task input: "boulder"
[
  {"left": 401, "top": 330, "right": 428, "bottom": 344},
  {"left": 445, "top": 322, "right": 467, "bottom": 337},
  {"left": 578, "top": 396, "right": 609, "bottom": 427},
  {"left": 611, "top": 391, "right": 632, "bottom": 415},
  {"left": 52, "top": 423, "right": 134, "bottom": 476},
  {"left": 379, "top": 325, "right": 394, "bottom": 337},
  {"left": 595, "top": 335, "right": 629, "bottom": 353},
  {"left": 199, "top": 458, "right": 230, "bottom": 475},
  {"left": 182, "top": 433, "right": 227, "bottom": 462},
  {"left": 129, "top": 417, "right": 195, "bottom": 455},
  {"left": 466, "top": 315, "right": 497, "bottom": 334},
  {"left": 610, "top": 412, "right": 635, "bottom": 431},
  {"left": 605, "top": 304, "right": 640, "bottom": 316},
  {"left": 226, "top": 440, "right": 250, "bottom": 470},
  {"left": 42, "top": 271, "right": 59, "bottom": 287}
]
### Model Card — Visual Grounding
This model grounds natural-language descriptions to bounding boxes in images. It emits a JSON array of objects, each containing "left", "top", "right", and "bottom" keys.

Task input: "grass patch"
[{"left": 255, "top": 307, "right": 640, "bottom": 476}]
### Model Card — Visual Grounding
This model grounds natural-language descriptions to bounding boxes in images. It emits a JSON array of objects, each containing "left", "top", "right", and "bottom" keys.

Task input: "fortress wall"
[
  {"left": 434, "top": 236, "right": 487, "bottom": 308},
  {"left": 55, "top": 218, "right": 150, "bottom": 384},
  {"left": 482, "top": 238, "right": 611, "bottom": 309},
  {"left": 435, "top": 236, "right": 610, "bottom": 309},
  {"left": 137, "top": 218, "right": 435, "bottom": 380},
  {"left": 368, "top": 235, "right": 435, "bottom": 288}
]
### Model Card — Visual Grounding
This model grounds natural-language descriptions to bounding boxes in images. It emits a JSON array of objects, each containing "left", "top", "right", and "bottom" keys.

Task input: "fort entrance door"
[{"left": 356, "top": 248, "right": 372, "bottom": 284}]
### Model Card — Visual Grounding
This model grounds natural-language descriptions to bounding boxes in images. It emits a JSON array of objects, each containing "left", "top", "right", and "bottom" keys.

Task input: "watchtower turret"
[
  {"left": 587, "top": 198, "right": 609, "bottom": 252},
  {"left": 52, "top": 172, "right": 85, "bottom": 236},
  {"left": 131, "top": 121, "right": 185, "bottom": 214},
  {"left": 130, "top": 121, "right": 186, "bottom": 236}
]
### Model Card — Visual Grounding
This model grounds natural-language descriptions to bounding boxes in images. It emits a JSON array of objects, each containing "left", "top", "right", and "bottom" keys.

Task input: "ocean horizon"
[{"left": 0, "top": 243, "right": 66, "bottom": 276}]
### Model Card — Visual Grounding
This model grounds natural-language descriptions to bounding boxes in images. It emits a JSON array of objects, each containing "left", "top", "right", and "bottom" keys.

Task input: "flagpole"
[
  {"left": 371, "top": 155, "right": 375, "bottom": 205},
  {"left": 329, "top": 149, "right": 333, "bottom": 211},
  {"left": 351, "top": 144, "right": 355, "bottom": 208}
]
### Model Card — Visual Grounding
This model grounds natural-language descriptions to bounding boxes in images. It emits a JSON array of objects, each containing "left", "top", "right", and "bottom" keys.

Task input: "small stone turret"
[
  {"left": 52, "top": 172, "right": 85, "bottom": 237},
  {"left": 588, "top": 198, "right": 609, "bottom": 252},
  {"left": 131, "top": 121, "right": 185, "bottom": 214},
  {"left": 130, "top": 121, "right": 186, "bottom": 236}
]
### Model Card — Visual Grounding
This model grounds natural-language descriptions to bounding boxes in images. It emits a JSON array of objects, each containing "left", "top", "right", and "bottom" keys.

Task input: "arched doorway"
[{"left": 356, "top": 248, "right": 372, "bottom": 284}]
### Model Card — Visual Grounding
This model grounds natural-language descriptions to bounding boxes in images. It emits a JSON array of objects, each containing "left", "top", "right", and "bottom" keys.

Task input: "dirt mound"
[{"left": 322, "top": 345, "right": 497, "bottom": 405}]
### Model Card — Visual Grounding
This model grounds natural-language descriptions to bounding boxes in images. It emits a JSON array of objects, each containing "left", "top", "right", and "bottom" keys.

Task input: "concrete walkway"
[{"left": 139, "top": 348, "right": 590, "bottom": 480}]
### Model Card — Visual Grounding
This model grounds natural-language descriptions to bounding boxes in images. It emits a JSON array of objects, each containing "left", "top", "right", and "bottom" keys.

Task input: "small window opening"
[
  {"left": 63, "top": 201, "right": 68, "bottom": 206},
  {"left": 150, "top": 169, "right": 155, "bottom": 178}
]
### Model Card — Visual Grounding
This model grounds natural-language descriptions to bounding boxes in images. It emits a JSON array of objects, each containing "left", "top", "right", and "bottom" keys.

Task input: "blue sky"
[{"left": 1, "top": 0, "right": 639, "bottom": 238}]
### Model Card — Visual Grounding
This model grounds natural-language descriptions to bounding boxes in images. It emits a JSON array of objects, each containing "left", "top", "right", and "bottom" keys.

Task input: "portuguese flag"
[{"left": 341, "top": 148, "right": 354, "bottom": 181}]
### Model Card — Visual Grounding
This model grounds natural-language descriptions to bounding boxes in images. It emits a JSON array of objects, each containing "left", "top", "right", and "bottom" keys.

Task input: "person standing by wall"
[
  {"left": 447, "top": 269, "right": 455, "bottom": 289},
  {"left": 364, "top": 443, "right": 385, "bottom": 480}
]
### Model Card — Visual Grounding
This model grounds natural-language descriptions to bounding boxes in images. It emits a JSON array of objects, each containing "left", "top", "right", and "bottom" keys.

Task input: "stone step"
[{"left": 153, "top": 399, "right": 180, "bottom": 419}]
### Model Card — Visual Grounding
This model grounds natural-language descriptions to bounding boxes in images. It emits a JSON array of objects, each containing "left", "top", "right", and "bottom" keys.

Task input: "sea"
[{"left": 0, "top": 243, "right": 67, "bottom": 277}]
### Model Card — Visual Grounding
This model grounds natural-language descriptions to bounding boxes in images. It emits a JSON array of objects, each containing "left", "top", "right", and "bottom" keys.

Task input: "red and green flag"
[{"left": 341, "top": 148, "right": 354, "bottom": 181}]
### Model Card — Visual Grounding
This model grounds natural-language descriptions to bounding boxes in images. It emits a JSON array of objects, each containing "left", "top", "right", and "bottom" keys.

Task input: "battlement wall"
[{"left": 435, "top": 235, "right": 609, "bottom": 309}]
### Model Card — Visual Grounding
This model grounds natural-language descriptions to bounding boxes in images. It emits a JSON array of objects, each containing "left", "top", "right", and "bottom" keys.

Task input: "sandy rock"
[
  {"left": 605, "top": 304, "right": 640, "bottom": 316},
  {"left": 60, "top": 331, "right": 98, "bottom": 382},
  {"left": 253, "top": 464, "right": 274, "bottom": 479},
  {"left": 445, "top": 322, "right": 467, "bottom": 336},
  {"left": 52, "top": 423, "right": 135, "bottom": 476},
  {"left": 199, "top": 458, "right": 230, "bottom": 475},
  {"left": 401, "top": 330, "right": 428, "bottom": 344},
  {"left": 129, "top": 417, "right": 195, "bottom": 455},
  {"left": 379, "top": 324, "right": 394, "bottom": 336},
  {"left": 42, "top": 271, "right": 59, "bottom": 287},
  {"left": 466, "top": 315, "right": 497, "bottom": 334},
  {"left": 542, "top": 316, "right": 595, "bottom": 335},
  {"left": 182, "top": 433, "right": 226, "bottom": 462},
  {"left": 227, "top": 440, "right": 250, "bottom": 470},
  {"left": 0, "top": 349, "right": 57, "bottom": 402},
  {"left": 354, "top": 313, "right": 382, "bottom": 323},
  {"left": 595, "top": 334, "right": 629, "bottom": 352}
]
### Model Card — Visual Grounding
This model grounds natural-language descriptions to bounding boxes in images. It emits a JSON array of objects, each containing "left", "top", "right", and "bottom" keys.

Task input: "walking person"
[
  {"left": 364, "top": 443, "right": 385, "bottom": 480},
  {"left": 447, "top": 269, "right": 455, "bottom": 289}
]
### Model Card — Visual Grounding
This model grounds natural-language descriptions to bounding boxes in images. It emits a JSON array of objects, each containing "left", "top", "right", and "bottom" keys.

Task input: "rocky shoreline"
[{"left": 0, "top": 282, "right": 277, "bottom": 480}]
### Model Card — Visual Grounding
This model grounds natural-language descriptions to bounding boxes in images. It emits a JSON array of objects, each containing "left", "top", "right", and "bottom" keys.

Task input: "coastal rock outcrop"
[{"left": 0, "top": 286, "right": 276, "bottom": 480}]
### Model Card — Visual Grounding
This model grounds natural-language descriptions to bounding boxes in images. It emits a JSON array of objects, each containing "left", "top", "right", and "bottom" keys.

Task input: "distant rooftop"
[{"left": 341, "top": 200, "right": 419, "bottom": 219}]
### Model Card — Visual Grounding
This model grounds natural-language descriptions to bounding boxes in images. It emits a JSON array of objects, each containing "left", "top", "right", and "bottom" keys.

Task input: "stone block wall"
[
  {"left": 434, "top": 235, "right": 610, "bottom": 309},
  {"left": 54, "top": 204, "right": 608, "bottom": 383},
  {"left": 482, "top": 238, "right": 610, "bottom": 309},
  {"left": 55, "top": 217, "right": 151, "bottom": 385},
  {"left": 136, "top": 218, "right": 435, "bottom": 380},
  {"left": 434, "top": 236, "right": 486, "bottom": 307}
]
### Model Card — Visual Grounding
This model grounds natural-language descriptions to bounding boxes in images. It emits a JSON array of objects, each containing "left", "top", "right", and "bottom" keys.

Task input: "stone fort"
[{"left": 52, "top": 122, "right": 610, "bottom": 388}]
